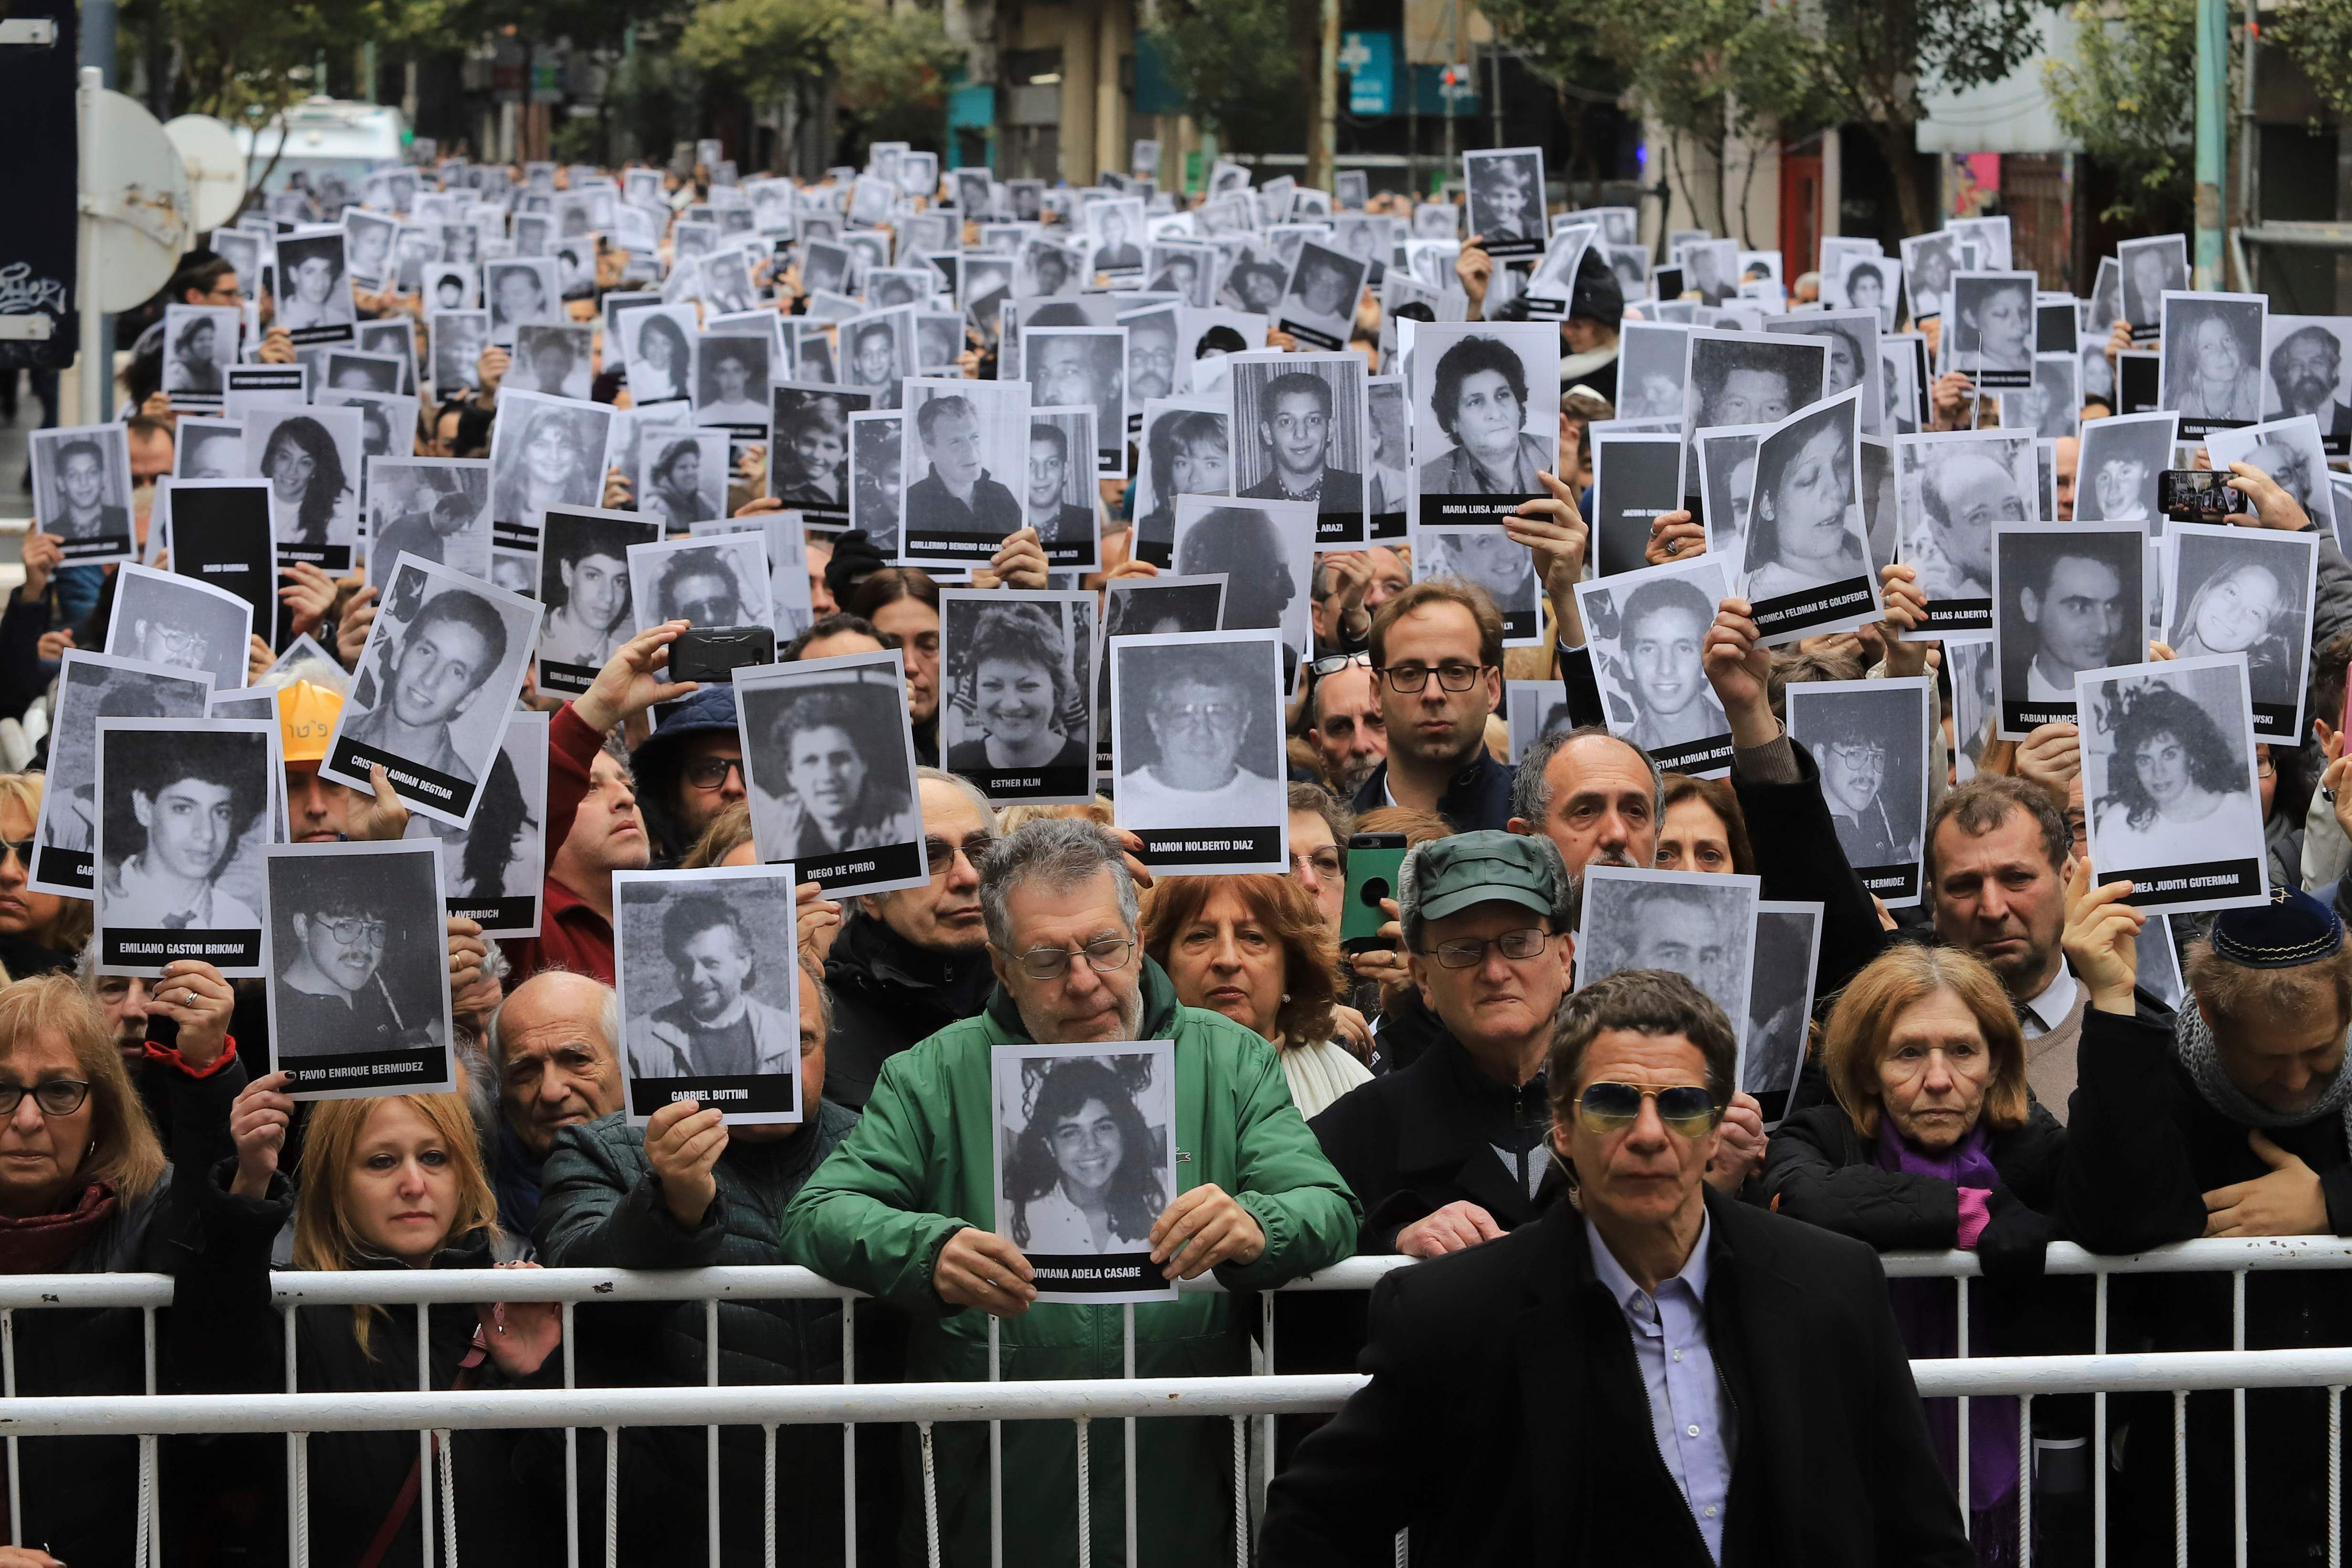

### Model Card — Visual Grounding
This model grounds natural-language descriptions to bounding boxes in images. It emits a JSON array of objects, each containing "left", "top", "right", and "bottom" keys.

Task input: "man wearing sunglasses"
[
  {"left": 1264, "top": 969, "right": 1972, "bottom": 1566},
  {"left": 620, "top": 684, "right": 748, "bottom": 867},
  {"left": 786, "top": 816, "right": 1356, "bottom": 1567}
]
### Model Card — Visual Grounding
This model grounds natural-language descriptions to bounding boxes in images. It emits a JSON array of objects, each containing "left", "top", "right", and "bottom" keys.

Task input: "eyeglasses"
[
  {"left": 924, "top": 833, "right": 996, "bottom": 877},
  {"left": 2256, "top": 758, "right": 2277, "bottom": 779},
  {"left": 684, "top": 757, "right": 747, "bottom": 791},
  {"left": 1309, "top": 652, "right": 1370, "bottom": 679},
  {"left": 315, "top": 916, "right": 388, "bottom": 947},
  {"left": 1376, "top": 662, "right": 1490, "bottom": 694},
  {"left": 1015, "top": 936, "right": 1137, "bottom": 980},
  {"left": 1164, "top": 703, "right": 1239, "bottom": 728},
  {"left": 1418, "top": 928, "right": 1550, "bottom": 968},
  {"left": 1290, "top": 848, "right": 1344, "bottom": 880},
  {"left": 1575, "top": 1082, "right": 1720, "bottom": 1137},
  {"left": 0, "top": 1080, "right": 90, "bottom": 1117}
]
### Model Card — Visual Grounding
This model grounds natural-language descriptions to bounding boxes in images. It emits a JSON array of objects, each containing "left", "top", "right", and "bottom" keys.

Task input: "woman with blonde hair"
[
  {"left": 1763, "top": 942, "right": 2068, "bottom": 1561},
  {"left": 0, "top": 972, "right": 243, "bottom": 1566},
  {"left": 0, "top": 774, "right": 92, "bottom": 974},
  {"left": 178, "top": 1077, "right": 564, "bottom": 1566}
]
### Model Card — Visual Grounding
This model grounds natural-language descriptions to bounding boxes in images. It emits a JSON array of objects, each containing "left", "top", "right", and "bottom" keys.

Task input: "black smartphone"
[
  {"left": 2158, "top": 469, "right": 2253, "bottom": 524},
  {"left": 669, "top": 625, "right": 777, "bottom": 684},
  {"left": 1341, "top": 832, "right": 1408, "bottom": 954},
  {"left": 144, "top": 1004, "right": 179, "bottom": 1053}
]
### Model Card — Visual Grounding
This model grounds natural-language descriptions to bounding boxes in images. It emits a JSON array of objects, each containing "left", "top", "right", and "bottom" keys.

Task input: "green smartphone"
[{"left": 1341, "top": 832, "right": 1408, "bottom": 953}]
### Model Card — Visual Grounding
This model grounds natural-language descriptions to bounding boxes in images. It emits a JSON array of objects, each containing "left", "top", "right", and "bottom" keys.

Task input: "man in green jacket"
[{"left": 781, "top": 816, "right": 1360, "bottom": 1567}]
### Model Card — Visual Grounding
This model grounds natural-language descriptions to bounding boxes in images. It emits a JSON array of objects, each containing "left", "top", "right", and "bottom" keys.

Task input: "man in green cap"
[{"left": 1309, "top": 829, "right": 1580, "bottom": 1255}]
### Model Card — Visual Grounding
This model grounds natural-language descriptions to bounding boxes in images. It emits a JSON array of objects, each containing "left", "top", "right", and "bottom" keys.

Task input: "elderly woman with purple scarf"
[{"left": 1762, "top": 943, "right": 2071, "bottom": 1563}]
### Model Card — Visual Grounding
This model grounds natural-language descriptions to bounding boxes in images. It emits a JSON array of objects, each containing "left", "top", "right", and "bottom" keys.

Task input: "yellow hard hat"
[{"left": 278, "top": 680, "right": 345, "bottom": 765}]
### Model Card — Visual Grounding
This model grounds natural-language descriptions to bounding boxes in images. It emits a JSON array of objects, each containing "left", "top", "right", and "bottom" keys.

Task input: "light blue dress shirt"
[{"left": 1585, "top": 1213, "right": 1737, "bottom": 1564}]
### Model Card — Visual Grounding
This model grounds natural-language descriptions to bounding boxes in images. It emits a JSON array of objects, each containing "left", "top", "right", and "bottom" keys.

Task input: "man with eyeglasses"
[
  {"left": 821, "top": 768, "right": 1000, "bottom": 1110},
  {"left": 1820, "top": 729, "right": 1915, "bottom": 869},
  {"left": 786, "top": 816, "right": 1356, "bottom": 1565},
  {"left": 622, "top": 688, "right": 749, "bottom": 869},
  {"left": 1350, "top": 579, "right": 1513, "bottom": 831},
  {"left": 1304, "top": 654, "right": 1386, "bottom": 799},
  {"left": 273, "top": 877, "right": 422, "bottom": 1052},
  {"left": 1264, "top": 969, "right": 1971, "bottom": 1567}
]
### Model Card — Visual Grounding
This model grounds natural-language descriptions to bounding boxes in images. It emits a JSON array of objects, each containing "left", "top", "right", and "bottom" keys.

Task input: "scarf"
[
  {"left": 0, "top": 1181, "right": 119, "bottom": 1273},
  {"left": 2174, "top": 1000, "right": 2352, "bottom": 1146},
  {"left": 1871, "top": 1122, "right": 2017, "bottom": 1515}
]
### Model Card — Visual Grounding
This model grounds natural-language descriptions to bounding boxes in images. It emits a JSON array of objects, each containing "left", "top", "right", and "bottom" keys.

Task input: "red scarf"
[{"left": 0, "top": 1181, "right": 119, "bottom": 1273}]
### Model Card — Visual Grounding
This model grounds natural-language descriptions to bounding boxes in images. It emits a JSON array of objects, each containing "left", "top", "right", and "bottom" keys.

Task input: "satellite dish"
[
  {"left": 85, "top": 87, "right": 191, "bottom": 312},
  {"left": 166, "top": 114, "right": 248, "bottom": 233}
]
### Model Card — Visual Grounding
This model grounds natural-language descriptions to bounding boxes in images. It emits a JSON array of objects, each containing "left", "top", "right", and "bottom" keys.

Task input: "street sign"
[{"left": 1341, "top": 31, "right": 1396, "bottom": 116}]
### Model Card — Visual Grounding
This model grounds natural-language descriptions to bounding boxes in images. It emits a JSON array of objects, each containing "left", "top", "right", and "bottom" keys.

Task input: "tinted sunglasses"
[{"left": 1575, "top": 1082, "right": 1720, "bottom": 1137}]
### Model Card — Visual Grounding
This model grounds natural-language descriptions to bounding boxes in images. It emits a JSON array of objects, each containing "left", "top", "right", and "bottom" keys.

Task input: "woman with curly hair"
[
  {"left": 944, "top": 600, "right": 1087, "bottom": 777},
  {"left": 646, "top": 434, "right": 714, "bottom": 528},
  {"left": 2091, "top": 677, "right": 2265, "bottom": 870},
  {"left": 756, "top": 685, "right": 922, "bottom": 858},
  {"left": 1416, "top": 334, "right": 1549, "bottom": 497},
  {"left": 261, "top": 414, "right": 352, "bottom": 550},
  {"left": 1003, "top": 1056, "right": 1165, "bottom": 1254}
]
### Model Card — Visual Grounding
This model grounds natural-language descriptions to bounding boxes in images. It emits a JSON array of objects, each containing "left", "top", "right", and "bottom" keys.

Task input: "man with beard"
[
  {"left": 1127, "top": 315, "right": 1177, "bottom": 404},
  {"left": 631, "top": 895, "right": 797, "bottom": 1077},
  {"left": 1241, "top": 370, "right": 1365, "bottom": 518},
  {"left": 1819, "top": 728, "right": 1913, "bottom": 867},
  {"left": 1306, "top": 657, "right": 1386, "bottom": 798},
  {"left": 2268, "top": 325, "right": 2352, "bottom": 437}
]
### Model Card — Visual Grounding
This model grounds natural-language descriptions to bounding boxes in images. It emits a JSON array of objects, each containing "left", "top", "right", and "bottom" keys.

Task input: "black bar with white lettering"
[
  {"left": 2178, "top": 414, "right": 2253, "bottom": 442},
  {"left": 287, "top": 322, "right": 356, "bottom": 349},
  {"left": 1856, "top": 862, "right": 1922, "bottom": 904},
  {"left": 104, "top": 926, "right": 262, "bottom": 972},
  {"left": 1041, "top": 536, "right": 1094, "bottom": 568},
  {"left": 1649, "top": 733, "right": 1735, "bottom": 778},
  {"left": 278, "top": 542, "right": 354, "bottom": 575},
  {"left": 1131, "top": 824, "right": 1282, "bottom": 870},
  {"left": 1024, "top": 1249, "right": 1160, "bottom": 1296},
  {"left": 1315, "top": 506, "right": 1369, "bottom": 549},
  {"left": 1974, "top": 365, "right": 2032, "bottom": 391},
  {"left": 447, "top": 894, "right": 536, "bottom": 931},
  {"left": 905, "top": 528, "right": 1008, "bottom": 561},
  {"left": 278, "top": 1042, "right": 451, "bottom": 1095},
  {"left": 1499, "top": 604, "right": 1540, "bottom": 643},
  {"left": 1418, "top": 494, "right": 1533, "bottom": 529},
  {"left": 2102, "top": 856, "right": 2265, "bottom": 908},
  {"left": 789, "top": 839, "right": 926, "bottom": 894},
  {"left": 1369, "top": 505, "right": 1405, "bottom": 544},
  {"left": 32, "top": 844, "right": 90, "bottom": 894},
  {"left": 493, "top": 518, "right": 541, "bottom": 554},
  {"left": 330, "top": 736, "right": 480, "bottom": 822},
  {"left": 967, "top": 761, "right": 1092, "bottom": 804},
  {"left": 2253, "top": 699, "right": 2297, "bottom": 744},
  {"left": 537, "top": 658, "right": 598, "bottom": 698},
  {"left": 627, "top": 1073, "right": 802, "bottom": 1120},
  {"left": 1919, "top": 596, "right": 1993, "bottom": 635},
  {"left": 57, "top": 530, "right": 133, "bottom": 563},
  {"left": 1748, "top": 574, "right": 1880, "bottom": 641},
  {"left": 1279, "top": 316, "right": 1344, "bottom": 352},
  {"left": 2002, "top": 699, "right": 2075, "bottom": 736}
]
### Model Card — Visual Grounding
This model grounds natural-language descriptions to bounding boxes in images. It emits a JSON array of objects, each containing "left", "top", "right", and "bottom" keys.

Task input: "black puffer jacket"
[
  {"left": 1764, "top": 1100, "right": 2067, "bottom": 1251},
  {"left": 820, "top": 910, "right": 992, "bottom": 1110}
]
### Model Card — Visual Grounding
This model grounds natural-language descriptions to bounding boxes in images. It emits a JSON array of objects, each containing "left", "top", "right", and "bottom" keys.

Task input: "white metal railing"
[{"left": 2, "top": 1238, "right": 2348, "bottom": 1568}]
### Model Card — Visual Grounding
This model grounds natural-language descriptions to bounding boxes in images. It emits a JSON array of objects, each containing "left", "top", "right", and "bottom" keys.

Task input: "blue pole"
[{"left": 2193, "top": 0, "right": 2226, "bottom": 289}]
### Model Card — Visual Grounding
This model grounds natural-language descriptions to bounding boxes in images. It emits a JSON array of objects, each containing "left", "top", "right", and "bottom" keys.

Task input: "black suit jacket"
[{"left": 1260, "top": 1196, "right": 1972, "bottom": 1568}]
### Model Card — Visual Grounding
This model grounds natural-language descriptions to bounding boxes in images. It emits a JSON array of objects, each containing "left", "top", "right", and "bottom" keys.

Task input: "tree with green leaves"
[
  {"left": 2045, "top": 0, "right": 2205, "bottom": 227},
  {"left": 675, "top": 0, "right": 957, "bottom": 168},
  {"left": 1147, "top": 0, "right": 1310, "bottom": 157},
  {"left": 2267, "top": 0, "right": 2352, "bottom": 121}
]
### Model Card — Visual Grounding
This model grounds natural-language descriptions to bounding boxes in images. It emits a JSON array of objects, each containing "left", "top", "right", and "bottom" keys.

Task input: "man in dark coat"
[
  {"left": 2059, "top": 881, "right": 2352, "bottom": 1563},
  {"left": 819, "top": 767, "right": 997, "bottom": 1109},
  {"left": 1263, "top": 969, "right": 1971, "bottom": 1567}
]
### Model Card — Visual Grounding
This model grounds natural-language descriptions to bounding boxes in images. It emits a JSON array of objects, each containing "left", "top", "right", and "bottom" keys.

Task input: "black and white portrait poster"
[
  {"left": 1820, "top": 242, "right": 1896, "bottom": 333},
  {"left": 847, "top": 410, "right": 902, "bottom": 547},
  {"left": 896, "top": 377, "right": 1032, "bottom": 567},
  {"left": 2079, "top": 653, "right": 2270, "bottom": 913},
  {"left": 617, "top": 303, "right": 699, "bottom": 404},
  {"left": 31, "top": 425, "right": 137, "bottom": 564},
  {"left": 1948, "top": 637, "right": 1997, "bottom": 781},
  {"left": 635, "top": 427, "right": 733, "bottom": 532},
  {"left": 1690, "top": 422, "right": 1766, "bottom": 556},
  {"left": 32, "top": 653, "right": 214, "bottom": 896},
  {"left": 1406, "top": 322, "right": 1560, "bottom": 530},
  {"left": 2204, "top": 414, "right": 2341, "bottom": 541},
  {"left": 162, "top": 305, "right": 239, "bottom": 410},
  {"left": 992, "top": 1040, "right": 1178, "bottom": 1303},
  {"left": 176, "top": 418, "right": 246, "bottom": 482},
  {"left": 1132, "top": 394, "right": 1233, "bottom": 568},
  {"left": 1575, "top": 865, "right": 1758, "bottom": 1039},
  {"left": 535, "top": 507, "right": 660, "bottom": 695},
  {"left": 1226, "top": 350, "right": 1370, "bottom": 547},
  {"left": 1763, "top": 308, "right": 1885, "bottom": 437},
  {"left": 484, "top": 256, "right": 563, "bottom": 346},
  {"left": 205, "top": 686, "right": 284, "bottom": 846},
  {"left": 225, "top": 364, "right": 310, "bottom": 422},
  {"left": 1506, "top": 679, "right": 1574, "bottom": 763},
  {"left": 489, "top": 388, "right": 617, "bottom": 553},
  {"left": 367, "top": 457, "right": 494, "bottom": 590},
  {"left": 1462, "top": 148, "right": 1545, "bottom": 259},
  {"left": 2119, "top": 234, "right": 2188, "bottom": 344},
  {"left": 1277, "top": 240, "right": 1370, "bottom": 351},
  {"left": 2258, "top": 314, "right": 2352, "bottom": 455},
  {"left": 1944, "top": 271, "right": 2038, "bottom": 390},
  {"left": 1591, "top": 431, "right": 1685, "bottom": 577},
  {"left": 2159, "top": 521, "right": 2318, "bottom": 743},
  {"left": 1784, "top": 677, "right": 1933, "bottom": 906},
  {"left": 1084, "top": 197, "right": 1148, "bottom": 285},
  {"left": 1746, "top": 902, "right": 1822, "bottom": 1128},
  {"left": 735, "top": 649, "right": 930, "bottom": 894},
  {"left": 404, "top": 708, "right": 546, "bottom": 936},
  {"left": 1024, "top": 407, "right": 1102, "bottom": 571},
  {"left": 424, "top": 263, "right": 479, "bottom": 315},
  {"left": 105, "top": 562, "right": 254, "bottom": 695},
  {"left": 617, "top": 863, "right": 807, "bottom": 1125},
  {"left": 1111, "top": 628, "right": 1287, "bottom": 874},
  {"left": 1616, "top": 323, "right": 1690, "bottom": 423},
  {"left": 246, "top": 405, "right": 364, "bottom": 572},
  {"left": 1022, "top": 327, "right": 1127, "bottom": 477},
  {"left": 939, "top": 587, "right": 1095, "bottom": 804},
  {"left": 772, "top": 385, "right": 867, "bottom": 527},
  {"left": 1898, "top": 232, "right": 1964, "bottom": 324},
  {"left": 1117, "top": 305, "right": 1182, "bottom": 428},
  {"left": 320, "top": 556, "right": 544, "bottom": 829},
  {"left": 264, "top": 840, "right": 455, "bottom": 1098},
  {"left": 1741, "top": 388, "right": 1881, "bottom": 642},
  {"left": 1893, "top": 429, "right": 2038, "bottom": 632},
  {"left": 1365, "top": 374, "right": 1408, "bottom": 542},
  {"left": 1173, "top": 494, "right": 1315, "bottom": 684},
  {"left": 274, "top": 227, "right": 358, "bottom": 345},
  {"left": 695, "top": 332, "right": 775, "bottom": 435},
  {"left": 430, "top": 310, "right": 489, "bottom": 397},
  {"left": 1523, "top": 224, "right": 1593, "bottom": 318},
  {"left": 1991, "top": 522, "right": 2144, "bottom": 738},
  {"left": 342, "top": 207, "right": 400, "bottom": 290},
  {"left": 2000, "top": 353, "right": 2081, "bottom": 442},
  {"left": 93, "top": 717, "right": 272, "bottom": 976},
  {"left": 1572, "top": 553, "right": 1736, "bottom": 777},
  {"left": 2160, "top": 290, "right": 2269, "bottom": 438},
  {"left": 1146, "top": 241, "right": 1218, "bottom": 307},
  {"left": 839, "top": 308, "right": 914, "bottom": 414},
  {"left": 629, "top": 533, "right": 774, "bottom": 635},
  {"left": 159, "top": 481, "right": 274, "bottom": 647},
  {"left": 2072, "top": 410, "right": 2177, "bottom": 530},
  {"left": 1415, "top": 525, "right": 1545, "bottom": 647},
  {"left": 508, "top": 323, "right": 594, "bottom": 402},
  {"left": 1680, "top": 330, "right": 1827, "bottom": 465}
]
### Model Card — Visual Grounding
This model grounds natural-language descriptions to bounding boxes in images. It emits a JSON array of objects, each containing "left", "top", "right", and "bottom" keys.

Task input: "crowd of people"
[{"left": 0, "top": 137, "right": 2345, "bottom": 1568}]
